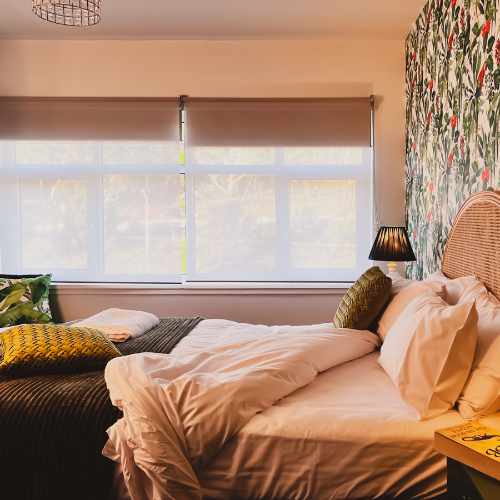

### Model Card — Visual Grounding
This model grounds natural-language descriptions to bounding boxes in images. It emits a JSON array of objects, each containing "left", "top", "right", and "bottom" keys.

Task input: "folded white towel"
[{"left": 74, "top": 308, "right": 160, "bottom": 343}]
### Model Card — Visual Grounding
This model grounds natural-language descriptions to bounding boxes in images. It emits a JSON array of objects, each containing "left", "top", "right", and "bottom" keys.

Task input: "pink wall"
[
  {"left": 1, "top": 38, "right": 405, "bottom": 324},
  {"left": 51, "top": 285, "right": 346, "bottom": 325},
  {"left": 0, "top": 38, "right": 406, "bottom": 226}
]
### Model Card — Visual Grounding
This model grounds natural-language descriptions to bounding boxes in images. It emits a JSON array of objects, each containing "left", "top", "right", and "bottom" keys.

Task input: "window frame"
[
  {"left": 0, "top": 140, "right": 186, "bottom": 283},
  {"left": 184, "top": 147, "right": 373, "bottom": 283},
  {"left": 0, "top": 96, "right": 375, "bottom": 285}
]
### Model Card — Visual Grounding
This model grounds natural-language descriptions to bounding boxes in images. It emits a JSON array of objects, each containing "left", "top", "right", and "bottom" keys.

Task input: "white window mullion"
[
  {"left": 184, "top": 173, "right": 196, "bottom": 282},
  {"left": 274, "top": 175, "right": 291, "bottom": 281},
  {"left": 183, "top": 105, "right": 197, "bottom": 282},
  {"left": 274, "top": 147, "right": 291, "bottom": 280},
  {"left": 86, "top": 142, "right": 104, "bottom": 282}
]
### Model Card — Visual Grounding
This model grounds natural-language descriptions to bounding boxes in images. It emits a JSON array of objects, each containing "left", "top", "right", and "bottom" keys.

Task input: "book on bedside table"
[{"left": 434, "top": 420, "right": 500, "bottom": 481}]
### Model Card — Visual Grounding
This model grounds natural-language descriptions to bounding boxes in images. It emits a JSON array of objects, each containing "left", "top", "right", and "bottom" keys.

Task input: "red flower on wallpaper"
[
  {"left": 426, "top": 8, "right": 432, "bottom": 25},
  {"left": 426, "top": 111, "right": 433, "bottom": 124},
  {"left": 482, "top": 168, "right": 490, "bottom": 182},
  {"left": 412, "top": 142, "right": 417, "bottom": 151},
  {"left": 428, "top": 181, "right": 435, "bottom": 193},
  {"left": 478, "top": 63, "right": 487, "bottom": 87},
  {"left": 482, "top": 20, "right": 491, "bottom": 38},
  {"left": 411, "top": 52, "right": 417, "bottom": 61},
  {"left": 451, "top": 0, "right": 457, "bottom": 7},
  {"left": 448, "top": 33, "right": 454, "bottom": 51},
  {"left": 451, "top": 115, "right": 458, "bottom": 129},
  {"left": 428, "top": 80, "right": 434, "bottom": 91},
  {"left": 447, "top": 151, "right": 454, "bottom": 166}
]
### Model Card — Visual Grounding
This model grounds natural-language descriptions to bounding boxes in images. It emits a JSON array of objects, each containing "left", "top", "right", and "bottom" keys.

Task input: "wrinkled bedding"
[
  {"left": 201, "top": 351, "right": 464, "bottom": 499},
  {"left": 103, "top": 321, "right": 379, "bottom": 500}
]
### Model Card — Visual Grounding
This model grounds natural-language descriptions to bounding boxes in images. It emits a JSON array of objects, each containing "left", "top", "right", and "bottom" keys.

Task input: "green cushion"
[
  {"left": 0, "top": 274, "right": 53, "bottom": 328},
  {"left": 333, "top": 266, "right": 392, "bottom": 330}
]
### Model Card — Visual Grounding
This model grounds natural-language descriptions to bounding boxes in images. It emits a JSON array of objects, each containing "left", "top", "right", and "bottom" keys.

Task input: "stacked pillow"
[
  {"left": 378, "top": 280, "right": 478, "bottom": 420},
  {"left": 377, "top": 271, "right": 499, "bottom": 420},
  {"left": 378, "top": 280, "right": 445, "bottom": 341},
  {"left": 458, "top": 294, "right": 500, "bottom": 418},
  {"left": 429, "top": 271, "right": 484, "bottom": 305},
  {"left": 431, "top": 273, "right": 500, "bottom": 419}
]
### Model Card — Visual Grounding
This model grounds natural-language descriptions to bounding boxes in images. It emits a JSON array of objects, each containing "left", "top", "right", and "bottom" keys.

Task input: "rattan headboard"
[{"left": 442, "top": 190, "right": 500, "bottom": 299}]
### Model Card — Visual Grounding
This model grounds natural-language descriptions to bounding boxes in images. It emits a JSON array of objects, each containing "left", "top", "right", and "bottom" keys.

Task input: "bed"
[
  {"left": 3, "top": 190, "right": 500, "bottom": 500},
  {"left": 111, "top": 320, "right": 496, "bottom": 500}
]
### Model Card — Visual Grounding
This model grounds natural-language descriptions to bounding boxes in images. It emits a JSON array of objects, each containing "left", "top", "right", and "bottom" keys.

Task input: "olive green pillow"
[
  {"left": 333, "top": 266, "right": 392, "bottom": 330},
  {"left": 0, "top": 324, "right": 121, "bottom": 376},
  {"left": 0, "top": 274, "right": 53, "bottom": 328}
]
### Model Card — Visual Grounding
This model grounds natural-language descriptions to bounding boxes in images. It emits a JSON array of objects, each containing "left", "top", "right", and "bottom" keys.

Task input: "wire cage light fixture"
[{"left": 32, "top": 0, "right": 102, "bottom": 27}]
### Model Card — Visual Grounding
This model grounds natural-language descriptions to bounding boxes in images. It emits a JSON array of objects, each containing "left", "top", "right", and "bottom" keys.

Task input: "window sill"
[{"left": 51, "top": 282, "right": 351, "bottom": 296}]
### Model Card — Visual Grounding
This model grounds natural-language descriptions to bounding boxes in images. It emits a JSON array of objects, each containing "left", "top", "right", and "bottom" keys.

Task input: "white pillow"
[
  {"left": 378, "top": 280, "right": 445, "bottom": 341},
  {"left": 378, "top": 284, "right": 478, "bottom": 420},
  {"left": 428, "top": 271, "right": 483, "bottom": 305},
  {"left": 457, "top": 288, "right": 500, "bottom": 418}
]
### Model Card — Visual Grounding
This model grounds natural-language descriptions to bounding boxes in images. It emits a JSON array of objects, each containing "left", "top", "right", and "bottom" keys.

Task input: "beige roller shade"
[
  {"left": 186, "top": 98, "right": 372, "bottom": 147},
  {"left": 0, "top": 98, "right": 179, "bottom": 141}
]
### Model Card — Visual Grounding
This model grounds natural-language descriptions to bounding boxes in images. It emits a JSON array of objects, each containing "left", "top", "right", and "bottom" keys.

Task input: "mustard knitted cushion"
[
  {"left": 333, "top": 266, "right": 392, "bottom": 330},
  {"left": 0, "top": 324, "right": 121, "bottom": 376}
]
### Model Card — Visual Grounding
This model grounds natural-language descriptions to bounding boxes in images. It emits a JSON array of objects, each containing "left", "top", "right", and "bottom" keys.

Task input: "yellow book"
[{"left": 435, "top": 421, "right": 500, "bottom": 480}]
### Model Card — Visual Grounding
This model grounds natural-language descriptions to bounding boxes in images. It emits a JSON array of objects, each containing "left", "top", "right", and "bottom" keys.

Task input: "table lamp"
[{"left": 369, "top": 226, "right": 416, "bottom": 276}]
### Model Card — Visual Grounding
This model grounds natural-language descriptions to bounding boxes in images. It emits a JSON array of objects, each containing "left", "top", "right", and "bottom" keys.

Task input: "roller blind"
[
  {"left": 0, "top": 98, "right": 179, "bottom": 141},
  {"left": 186, "top": 98, "right": 372, "bottom": 147},
  {"left": 0, "top": 98, "right": 184, "bottom": 283},
  {"left": 184, "top": 98, "right": 373, "bottom": 282}
]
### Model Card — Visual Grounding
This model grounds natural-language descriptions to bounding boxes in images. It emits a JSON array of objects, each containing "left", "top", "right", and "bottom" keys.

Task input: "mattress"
[{"left": 112, "top": 320, "right": 477, "bottom": 499}]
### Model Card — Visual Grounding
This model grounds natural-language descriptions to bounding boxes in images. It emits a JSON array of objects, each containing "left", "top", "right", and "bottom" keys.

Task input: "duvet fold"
[{"left": 103, "top": 325, "right": 379, "bottom": 500}]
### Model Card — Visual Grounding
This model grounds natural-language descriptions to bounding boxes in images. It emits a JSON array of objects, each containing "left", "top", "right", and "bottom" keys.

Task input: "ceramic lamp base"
[{"left": 386, "top": 261, "right": 398, "bottom": 273}]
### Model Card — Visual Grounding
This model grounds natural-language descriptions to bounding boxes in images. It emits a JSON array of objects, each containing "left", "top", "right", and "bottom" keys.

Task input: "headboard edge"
[{"left": 442, "top": 190, "right": 500, "bottom": 299}]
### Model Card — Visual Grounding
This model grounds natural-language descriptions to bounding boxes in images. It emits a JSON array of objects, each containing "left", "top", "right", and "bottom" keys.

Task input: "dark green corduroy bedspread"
[{"left": 0, "top": 317, "right": 203, "bottom": 500}]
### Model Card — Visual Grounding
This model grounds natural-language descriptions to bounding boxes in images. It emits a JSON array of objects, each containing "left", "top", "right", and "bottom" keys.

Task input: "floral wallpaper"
[{"left": 406, "top": 0, "right": 500, "bottom": 279}]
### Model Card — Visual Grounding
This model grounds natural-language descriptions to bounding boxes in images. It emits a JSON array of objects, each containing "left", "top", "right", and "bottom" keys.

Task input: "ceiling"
[{"left": 0, "top": 1, "right": 427, "bottom": 40}]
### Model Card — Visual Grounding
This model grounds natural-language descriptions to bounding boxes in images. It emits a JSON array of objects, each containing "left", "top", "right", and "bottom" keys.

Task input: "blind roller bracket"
[{"left": 179, "top": 95, "right": 188, "bottom": 143}]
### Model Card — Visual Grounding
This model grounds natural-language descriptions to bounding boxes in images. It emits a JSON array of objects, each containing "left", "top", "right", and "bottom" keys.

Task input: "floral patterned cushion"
[{"left": 0, "top": 274, "right": 53, "bottom": 328}]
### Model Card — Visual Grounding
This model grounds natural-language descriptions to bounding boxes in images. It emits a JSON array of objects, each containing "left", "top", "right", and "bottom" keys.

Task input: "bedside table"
[
  {"left": 434, "top": 415, "right": 500, "bottom": 499},
  {"left": 447, "top": 458, "right": 500, "bottom": 500}
]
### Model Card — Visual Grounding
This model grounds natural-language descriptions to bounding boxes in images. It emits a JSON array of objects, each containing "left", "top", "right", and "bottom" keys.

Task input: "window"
[{"left": 0, "top": 98, "right": 373, "bottom": 283}]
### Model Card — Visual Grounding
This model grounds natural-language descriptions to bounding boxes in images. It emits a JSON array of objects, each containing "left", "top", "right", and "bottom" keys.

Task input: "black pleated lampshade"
[{"left": 369, "top": 226, "right": 416, "bottom": 262}]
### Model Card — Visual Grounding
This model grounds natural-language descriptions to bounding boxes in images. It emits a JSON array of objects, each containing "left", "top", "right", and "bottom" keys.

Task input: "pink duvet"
[{"left": 103, "top": 324, "right": 379, "bottom": 500}]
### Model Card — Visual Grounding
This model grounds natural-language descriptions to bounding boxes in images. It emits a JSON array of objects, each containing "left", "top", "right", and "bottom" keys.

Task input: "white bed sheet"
[
  {"left": 111, "top": 319, "right": 474, "bottom": 499},
  {"left": 176, "top": 320, "right": 465, "bottom": 499}
]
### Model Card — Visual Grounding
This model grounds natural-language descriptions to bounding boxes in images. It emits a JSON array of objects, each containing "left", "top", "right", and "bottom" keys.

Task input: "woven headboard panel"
[{"left": 442, "top": 190, "right": 500, "bottom": 299}]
